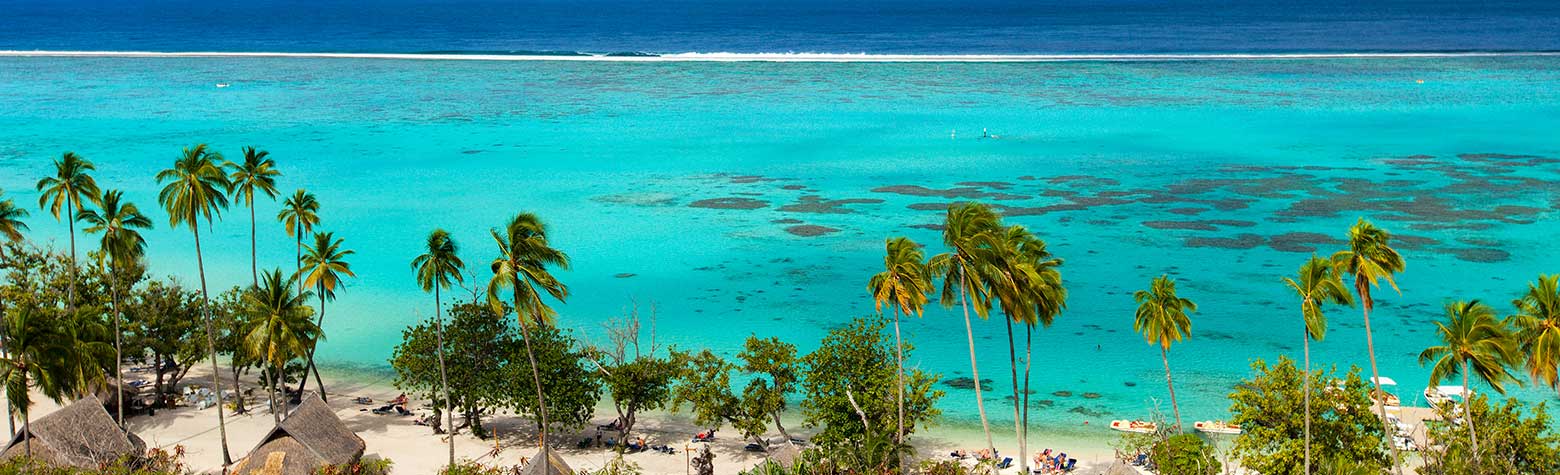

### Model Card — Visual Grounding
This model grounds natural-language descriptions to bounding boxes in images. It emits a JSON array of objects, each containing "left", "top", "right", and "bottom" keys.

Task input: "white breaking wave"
[{"left": 1, "top": 50, "right": 1557, "bottom": 62}]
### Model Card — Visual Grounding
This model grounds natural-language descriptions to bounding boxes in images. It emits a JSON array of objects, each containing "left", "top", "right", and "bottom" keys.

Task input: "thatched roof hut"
[
  {"left": 522, "top": 446, "right": 574, "bottom": 475},
  {"left": 1100, "top": 461, "right": 1143, "bottom": 475},
  {"left": 232, "top": 394, "right": 365, "bottom": 475},
  {"left": 768, "top": 443, "right": 801, "bottom": 467},
  {"left": 0, "top": 395, "right": 144, "bottom": 468}
]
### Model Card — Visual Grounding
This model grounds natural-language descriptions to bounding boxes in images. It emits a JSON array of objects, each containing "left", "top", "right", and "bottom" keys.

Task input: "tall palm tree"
[
  {"left": 1419, "top": 300, "right": 1520, "bottom": 459},
  {"left": 297, "top": 231, "right": 354, "bottom": 401},
  {"left": 927, "top": 202, "right": 1001, "bottom": 454},
  {"left": 0, "top": 305, "right": 69, "bottom": 459},
  {"left": 0, "top": 188, "right": 27, "bottom": 245},
  {"left": 77, "top": 189, "right": 153, "bottom": 428},
  {"left": 227, "top": 147, "right": 281, "bottom": 287},
  {"left": 1331, "top": 218, "right": 1407, "bottom": 474},
  {"left": 155, "top": 143, "right": 234, "bottom": 466},
  {"left": 35, "top": 152, "right": 101, "bottom": 311},
  {"left": 242, "top": 269, "right": 318, "bottom": 425},
  {"left": 1512, "top": 275, "right": 1560, "bottom": 391},
  {"left": 868, "top": 236, "right": 932, "bottom": 447},
  {"left": 413, "top": 229, "right": 464, "bottom": 467},
  {"left": 487, "top": 213, "right": 569, "bottom": 453},
  {"left": 1133, "top": 275, "right": 1196, "bottom": 431},
  {"left": 1283, "top": 255, "right": 1353, "bottom": 474},
  {"left": 277, "top": 189, "right": 321, "bottom": 295},
  {"left": 993, "top": 227, "right": 1065, "bottom": 473}
]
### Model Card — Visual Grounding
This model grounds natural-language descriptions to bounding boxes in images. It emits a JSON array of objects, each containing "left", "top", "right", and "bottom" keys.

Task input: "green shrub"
[
  {"left": 315, "top": 458, "right": 393, "bottom": 475},
  {"left": 1150, "top": 434, "right": 1220, "bottom": 475}
]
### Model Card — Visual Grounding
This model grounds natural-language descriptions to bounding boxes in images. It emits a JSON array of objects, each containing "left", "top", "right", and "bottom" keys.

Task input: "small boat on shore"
[
  {"left": 1194, "top": 420, "right": 1242, "bottom": 435},
  {"left": 1110, "top": 420, "right": 1156, "bottom": 434}
]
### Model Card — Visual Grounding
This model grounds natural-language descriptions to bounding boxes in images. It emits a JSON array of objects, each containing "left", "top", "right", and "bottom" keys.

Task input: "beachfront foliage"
[
  {"left": 1227, "top": 357, "right": 1387, "bottom": 475},
  {"left": 1419, "top": 395, "right": 1560, "bottom": 475},
  {"left": 122, "top": 278, "right": 209, "bottom": 406},
  {"left": 314, "top": 458, "right": 393, "bottom": 475},
  {"left": 0, "top": 448, "right": 189, "bottom": 475},
  {"left": 504, "top": 323, "right": 602, "bottom": 433},
  {"left": 391, "top": 300, "right": 513, "bottom": 437},
  {"left": 1150, "top": 433, "right": 1220, "bottom": 475},
  {"left": 1511, "top": 274, "right": 1560, "bottom": 392},
  {"left": 671, "top": 336, "right": 801, "bottom": 445},
  {"left": 800, "top": 315, "right": 943, "bottom": 451},
  {"left": 598, "top": 355, "right": 679, "bottom": 442}
]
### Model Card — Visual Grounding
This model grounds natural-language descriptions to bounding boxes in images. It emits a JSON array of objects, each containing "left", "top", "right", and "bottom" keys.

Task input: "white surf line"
[{"left": 2, "top": 50, "right": 1559, "bottom": 63}]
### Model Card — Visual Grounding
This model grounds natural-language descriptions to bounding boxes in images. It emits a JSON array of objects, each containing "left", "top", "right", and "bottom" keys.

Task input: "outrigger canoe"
[
  {"left": 1109, "top": 420, "right": 1156, "bottom": 434},
  {"left": 1194, "top": 420, "right": 1242, "bottom": 435}
]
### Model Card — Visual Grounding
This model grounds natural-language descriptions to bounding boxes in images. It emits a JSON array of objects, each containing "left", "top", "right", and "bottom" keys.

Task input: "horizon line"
[{"left": 5, "top": 50, "right": 1560, "bottom": 63}]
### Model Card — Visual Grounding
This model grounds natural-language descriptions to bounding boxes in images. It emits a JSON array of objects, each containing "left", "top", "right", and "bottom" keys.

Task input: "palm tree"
[
  {"left": 927, "top": 202, "right": 1001, "bottom": 454},
  {"left": 0, "top": 188, "right": 27, "bottom": 245},
  {"left": 155, "top": 143, "right": 234, "bottom": 466},
  {"left": 487, "top": 213, "right": 569, "bottom": 453},
  {"left": 77, "top": 189, "right": 152, "bottom": 428},
  {"left": 242, "top": 269, "right": 318, "bottom": 425},
  {"left": 995, "top": 227, "right": 1065, "bottom": 473},
  {"left": 412, "top": 229, "right": 464, "bottom": 467},
  {"left": 277, "top": 189, "right": 321, "bottom": 294},
  {"left": 0, "top": 306, "right": 69, "bottom": 459},
  {"left": 227, "top": 147, "right": 281, "bottom": 287},
  {"left": 1331, "top": 218, "right": 1407, "bottom": 474},
  {"left": 35, "top": 152, "right": 101, "bottom": 311},
  {"left": 867, "top": 236, "right": 932, "bottom": 447},
  {"left": 1283, "top": 255, "right": 1353, "bottom": 474},
  {"left": 1133, "top": 275, "right": 1196, "bottom": 431},
  {"left": 1419, "top": 300, "right": 1520, "bottom": 459},
  {"left": 297, "top": 231, "right": 354, "bottom": 401},
  {"left": 1512, "top": 275, "right": 1560, "bottom": 391}
]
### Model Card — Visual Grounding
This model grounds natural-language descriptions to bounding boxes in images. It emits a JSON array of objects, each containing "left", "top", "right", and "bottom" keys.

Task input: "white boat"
[
  {"left": 1194, "top": 420, "right": 1242, "bottom": 435},
  {"left": 1370, "top": 376, "right": 1402, "bottom": 407},
  {"left": 1109, "top": 420, "right": 1156, "bottom": 434},
  {"left": 1424, "top": 385, "right": 1470, "bottom": 407}
]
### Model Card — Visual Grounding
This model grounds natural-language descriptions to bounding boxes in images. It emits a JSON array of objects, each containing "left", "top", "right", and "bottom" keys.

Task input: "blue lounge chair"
[
  {"left": 1062, "top": 459, "right": 1077, "bottom": 472},
  {"left": 996, "top": 457, "right": 1013, "bottom": 469}
]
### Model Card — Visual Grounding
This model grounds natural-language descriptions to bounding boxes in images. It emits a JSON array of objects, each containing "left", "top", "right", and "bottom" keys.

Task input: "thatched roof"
[
  {"left": 1100, "top": 461, "right": 1143, "bottom": 475},
  {"left": 522, "top": 446, "right": 574, "bottom": 475},
  {"left": 233, "top": 394, "right": 365, "bottom": 475},
  {"left": 0, "top": 395, "right": 141, "bottom": 468},
  {"left": 768, "top": 443, "right": 801, "bottom": 467}
]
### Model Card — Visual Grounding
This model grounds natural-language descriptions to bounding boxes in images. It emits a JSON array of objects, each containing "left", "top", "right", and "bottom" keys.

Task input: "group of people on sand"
[
  {"left": 949, "top": 448, "right": 999, "bottom": 461},
  {"left": 1032, "top": 449, "right": 1075, "bottom": 473}
]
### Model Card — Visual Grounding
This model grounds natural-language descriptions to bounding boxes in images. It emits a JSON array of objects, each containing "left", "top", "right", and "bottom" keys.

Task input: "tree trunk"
[
  {"left": 110, "top": 266, "right": 124, "bottom": 429},
  {"left": 1304, "top": 328, "right": 1312, "bottom": 475},
  {"left": 1006, "top": 317, "right": 1026, "bottom": 473},
  {"left": 21, "top": 371, "right": 29, "bottom": 460},
  {"left": 771, "top": 411, "right": 793, "bottom": 443},
  {"left": 299, "top": 290, "right": 328, "bottom": 401},
  {"left": 264, "top": 337, "right": 280, "bottom": 425},
  {"left": 295, "top": 234, "right": 303, "bottom": 298},
  {"left": 1362, "top": 306, "right": 1404, "bottom": 475},
  {"left": 66, "top": 194, "right": 76, "bottom": 313},
  {"left": 513, "top": 289, "right": 550, "bottom": 458},
  {"left": 958, "top": 267, "right": 996, "bottom": 455},
  {"left": 249, "top": 204, "right": 257, "bottom": 288},
  {"left": 1161, "top": 346, "right": 1181, "bottom": 431},
  {"left": 1464, "top": 363, "right": 1478, "bottom": 461},
  {"left": 435, "top": 287, "right": 455, "bottom": 467},
  {"left": 193, "top": 224, "right": 234, "bottom": 467},
  {"left": 891, "top": 308, "right": 905, "bottom": 443},
  {"left": 1022, "top": 324, "right": 1033, "bottom": 474},
  {"left": 231, "top": 357, "right": 245, "bottom": 414}
]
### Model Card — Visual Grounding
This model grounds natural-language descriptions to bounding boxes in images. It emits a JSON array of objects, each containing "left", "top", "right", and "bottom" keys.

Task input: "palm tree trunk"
[
  {"left": 1464, "top": 363, "right": 1478, "bottom": 460},
  {"left": 299, "top": 291, "right": 328, "bottom": 401},
  {"left": 1161, "top": 346, "right": 1181, "bottom": 431},
  {"left": 249, "top": 205, "right": 257, "bottom": 288},
  {"left": 66, "top": 194, "right": 76, "bottom": 311},
  {"left": 434, "top": 287, "right": 455, "bottom": 467},
  {"left": 110, "top": 265, "right": 124, "bottom": 429},
  {"left": 958, "top": 267, "right": 996, "bottom": 455},
  {"left": 265, "top": 336, "right": 280, "bottom": 425},
  {"left": 1006, "top": 317, "right": 1026, "bottom": 473},
  {"left": 513, "top": 290, "right": 550, "bottom": 470},
  {"left": 192, "top": 224, "right": 233, "bottom": 467},
  {"left": 891, "top": 307, "right": 905, "bottom": 445},
  {"left": 1022, "top": 325, "right": 1033, "bottom": 469},
  {"left": 1303, "top": 329, "right": 1312, "bottom": 475},
  {"left": 1362, "top": 306, "right": 1403, "bottom": 475},
  {"left": 295, "top": 234, "right": 303, "bottom": 299}
]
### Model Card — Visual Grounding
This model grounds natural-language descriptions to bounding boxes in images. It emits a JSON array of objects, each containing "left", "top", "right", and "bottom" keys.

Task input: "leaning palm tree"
[
  {"left": 297, "top": 231, "right": 354, "bottom": 401},
  {"left": 35, "top": 152, "right": 101, "bottom": 310},
  {"left": 487, "top": 213, "right": 570, "bottom": 454},
  {"left": 0, "top": 304, "right": 70, "bottom": 459},
  {"left": 77, "top": 189, "right": 153, "bottom": 428},
  {"left": 1512, "top": 275, "right": 1560, "bottom": 392},
  {"left": 227, "top": 147, "right": 282, "bottom": 287},
  {"left": 926, "top": 202, "right": 1002, "bottom": 454},
  {"left": 868, "top": 236, "right": 933, "bottom": 447},
  {"left": 242, "top": 269, "right": 318, "bottom": 425},
  {"left": 277, "top": 189, "right": 321, "bottom": 293},
  {"left": 1133, "top": 275, "right": 1196, "bottom": 431},
  {"left": 1282, "top": 255, "right": 1353, "bottom": 474},
  {"left": 1331, "top": 218, "right": 1407, "bottom": 474},
  {"left": 412, "top": 229, "right": 464, "bottom": 467},
  {"left": 155, "top": 143, "right": 234, "bottom": 466},
  {"left": 1419, "top": 300, "right": 1521, "bottom": 459},
  {"left": 0, "top": 188, "right": 28, "bottom": 245}
]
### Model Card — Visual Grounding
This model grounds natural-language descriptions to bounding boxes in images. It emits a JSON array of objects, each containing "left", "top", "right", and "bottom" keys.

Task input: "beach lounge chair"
[
  {"left": 1131, "top": 453, "right": 1148, "bottom": 466},
  {"left": 1062, "top": 459, "right": 1076, "bottom": 472},
  {"left": 996, "top": 457, "right": 1013, "bottom": 469},
  {"left": 744, "top": 443, "right": 764, "bottom": 452}
]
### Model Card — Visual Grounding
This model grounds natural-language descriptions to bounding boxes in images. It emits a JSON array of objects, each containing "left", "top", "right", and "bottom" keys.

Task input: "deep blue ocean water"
[{"left": 2, "top": 0, "right": 1559, "bottom": 54}]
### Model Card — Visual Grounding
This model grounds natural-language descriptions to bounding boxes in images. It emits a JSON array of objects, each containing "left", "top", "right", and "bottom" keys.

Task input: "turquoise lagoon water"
[{"left": 1, "top": 56, "right": 1558, "bottom": 442}]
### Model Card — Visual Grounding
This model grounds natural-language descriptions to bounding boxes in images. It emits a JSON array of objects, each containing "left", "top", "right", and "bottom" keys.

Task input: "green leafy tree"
[
  {"left": 77, "top": 189, "right": 152, "bottom": 427},
  {"left": 391, "top": 301, "right": 514, "bottom": 437},
  {"left": 671, "top": 336, "right": 801, "bottom": 448},
  {"left": 867, "top": 236, "right": 932, "bottom": 446},
  {"left": 504, "top": 324, "right": 601, "bottom": 436},
  {"left": 277, "top": 189, "right": 321, "bottom": 291},
  {"left": 926, "top": 202, "right": 1001, "bottom": 454},
  {"left": 1150, "top": 434, "right": 1220, "bottom": 475},
  {"left": 211, "top": 287, "right": 257, "bottom": 415},
  {"left": 1227, "top": 357, "right": 1387, "bottom": 475},
  {"left": 800, "top": 315, "right": 943, "bottom": 460},
  {"left": 595, "top": 307, "right": 677, "bottom": 443},
  {"left": 486, "top": 213, "right": 569, "bottom": 449},
  {"left": 226, "top": 146, "right": 281, "bottom": 287},
  {"left": 243, "top": 269, "right": 318, "bottom": 425},
  {"left": 1419, "top": 396, "right": 1560, "bottom": 475},
  {"left": 1512, "top": 275, "right": 1560, "bottom": 392},
  {"left": 1133, "top": 275, "right": 1196, "bottom": 431},
  {"left": 123, "top": 279, "right": 209, "bottom": 406},
  {"left": 297, "top": 231, "right": 354, "bottom": 401},
  {"left": 412, "top": 228, "right": 464, "bottom": 466},
  {"left": 1282, "top": 255, "right": 1353, "bottom": 473},
  {"left": 1418, "top": 300, "right": 1522, "bottom": 459},
  {"left": 35, "top": 152, "right": 101, "bottom": 311},
  {"left": 1331, "top": 218, "right": 1407, "bottom": 474}
]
